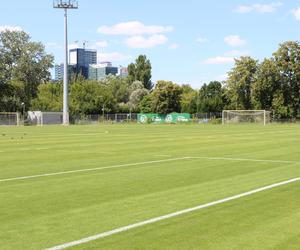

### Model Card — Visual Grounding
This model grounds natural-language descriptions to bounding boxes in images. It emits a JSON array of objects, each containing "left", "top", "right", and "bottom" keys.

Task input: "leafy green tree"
[
  {"left": 272, "top": 91, "right": 293, "bottom": 118},
  {"left": 152, "top": 80, "right": 182, "bottom": 114},
  {"left": 198, "top": 81, "right": 225, "bottom": 113},
  {"left": 128, "top": 55, "right": 153, "bottom": 90},
  {"left": 70, "top": 81, "right": 116, "bottom": 116},
  {"left": 0, "top": 81, "right": 26, "bottom": 112},
  {"left": 226, "top": 56, "right": 258, "bottom": 110},
  {"left": 101, "top": 75, "right": 130, "bottom": 104},
  {"left": 31, "top": 83, "right": 63, "bottom": 111},
  {"left": 273, "top": 41, "right": 300, "bottom": 117},
  {"left": 252, "top": 59, "right": 281, "bottom": 111},
  {"left": 180, "top": 84, "right": 197, "bottom": 113},
  {"left": 0, "top": 30, "right": 53, "bottom": 103},
  {"left": 129, "top": 88, "right": 149, "bottom": 112},
  {"left": 139, "top": 95, "right": 154, "bottom": 113}
]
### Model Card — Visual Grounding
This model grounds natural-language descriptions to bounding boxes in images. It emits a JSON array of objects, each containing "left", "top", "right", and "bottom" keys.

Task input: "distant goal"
[
  {"left": 222, "top": 110, "right": 270, "bottom": 126},
  {"left": 0, "top": 112, "right": 20, "bottom": 126},
  {"left": 28, "top": 111, "right": 63, "bottom": 126}
]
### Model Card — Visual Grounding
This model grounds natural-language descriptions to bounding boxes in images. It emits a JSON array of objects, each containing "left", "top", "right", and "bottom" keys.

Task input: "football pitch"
[{"left": 1, "top": 124, "right": 300, "bottom": 249}]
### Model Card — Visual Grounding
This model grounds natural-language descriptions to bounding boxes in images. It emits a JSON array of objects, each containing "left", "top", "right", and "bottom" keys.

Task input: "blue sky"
[{"left": 1, "top": 0, "right": 300, "bottom": 88}]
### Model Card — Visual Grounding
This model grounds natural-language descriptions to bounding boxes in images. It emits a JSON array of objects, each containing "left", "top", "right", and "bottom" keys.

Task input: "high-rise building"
[
  {"left": 54, "top": 63, "right": 75, "bottom": 81},
  {"left": 119, "top": 66, "right": 128, "bottom": 78},
  {"left": 69, "top": 48, "right": 97, "bottom": 79},
  {"left": 54, "top": 63, "right": 64, "bottom": 81},
  {"left": 88, "top": 62, "right": 119, "bottom": 81}
]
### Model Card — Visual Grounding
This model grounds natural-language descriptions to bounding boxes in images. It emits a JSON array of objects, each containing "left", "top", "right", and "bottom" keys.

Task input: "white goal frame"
[
  {"left": 39, "top": 112, "right": 63, "bottom": 126},
  {"left": 27, "top": 111, "right": 63, "bottom": 126},
  {"left": 222, "top": 110, "right": 270, "bottom": 126},
  {"left": 0, "top": 112, "right": 20, "bottom": 126}
]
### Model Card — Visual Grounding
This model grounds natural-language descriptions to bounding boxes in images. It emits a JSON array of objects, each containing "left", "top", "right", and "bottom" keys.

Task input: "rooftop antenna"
[
  {"left": 74, "top": 40, "right": 89, "bottom": 49},
  {"left": 53, "top": 0, "right": 78, "bottom": 125},
  {"left": 82, "top": 40, "right": 89, "bottom": 50}
]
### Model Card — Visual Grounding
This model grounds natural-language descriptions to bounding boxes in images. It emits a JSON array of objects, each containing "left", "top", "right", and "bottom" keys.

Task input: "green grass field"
[{"left": 1, "top": 124, "right": 300, "bottom": 250}]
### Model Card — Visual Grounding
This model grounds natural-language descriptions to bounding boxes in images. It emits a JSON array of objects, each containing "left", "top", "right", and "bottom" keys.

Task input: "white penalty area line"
[
  {"left": 188, "top": 156, "right": 300, "bottom": 165},
  {"left": 45, "top": 176, "right": 300, "bottom": 250},
  {"left": 0, "top": 157, "right": 189, "bottom": 183},
  {"left": 2, "top": 156, "right": 300, "bottom": 184}
]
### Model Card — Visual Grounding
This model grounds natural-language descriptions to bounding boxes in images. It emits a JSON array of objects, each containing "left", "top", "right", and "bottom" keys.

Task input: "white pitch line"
[
  {"left": 45, "top": 176, "right": 300, "bottom": 250},
  {"left": 188, "top": 156, "right": 300, "bottom": 165},
  {"left": 0, "top": 157, "right": 189, "bottom": 183},
  {"left": 155, "top": 155, "right": 172, "bottom": 158}
]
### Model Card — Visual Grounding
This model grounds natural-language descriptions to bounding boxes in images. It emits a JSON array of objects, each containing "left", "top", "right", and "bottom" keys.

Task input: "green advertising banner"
[
  {"left": 165, "top": 113, "right": 191, "bottom": 123},
  {"left": 138, "top": 114, "right": 165, "bottom": 124},
  {"left": 138, "top": 113, "right": 191, "bottom": 124}
]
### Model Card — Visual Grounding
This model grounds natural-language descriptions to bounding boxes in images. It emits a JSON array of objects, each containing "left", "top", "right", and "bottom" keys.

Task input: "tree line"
[{"left": 1, "top": 30, "right": 300, "bottom": 119}]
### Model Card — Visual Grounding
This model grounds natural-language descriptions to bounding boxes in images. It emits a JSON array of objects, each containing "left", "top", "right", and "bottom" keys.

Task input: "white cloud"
[
  {"left": 0, "top": 25, "right": 22, "bottom": 32},
  {"left": 235, "top": 5, "right": 253, "bottom": 14},
  {"left": 224, "top": 50, "right": 249, "bottom": 57},
  {"left": 98, "top": 52, "right": 131, "bottom": 62},
  {"left": 203, "top": 49, "right": 249, "bottom": 65},
  {"left": 235, "top": 2, "right": 282, "bottom": 14},
  {"left": 95, "top": 41, "right": 108, "bottom": 48},
  {"left": 98, "top": 21, "right": 173, "bottom": 36},
  {"left": 168, "top": 43, "right": 179, "bottom": 50},
  {"left": 196, "top": 37, "right": 208, "bottom": 43},
  {"left": 224, "top": 35, "right": 246, "bottom": 47},
  {"left": 125, "top": 34, "right": 168, "bottom": 48},
  {"left": 204, "top": 56, "right": 235, "bottom": 64},
  {"left": 291, "top": 7, "right": 300, "bottom": 20}
]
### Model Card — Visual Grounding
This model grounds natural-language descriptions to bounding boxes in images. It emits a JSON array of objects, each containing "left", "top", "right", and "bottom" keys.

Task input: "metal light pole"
[{"left": 53, "top": 0, "right": 78, "bottom": 125}]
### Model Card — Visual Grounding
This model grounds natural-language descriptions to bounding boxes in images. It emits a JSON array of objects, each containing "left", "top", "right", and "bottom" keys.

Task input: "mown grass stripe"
[{"left": 45, "top": 177, "right": 300, "bottom": 250}]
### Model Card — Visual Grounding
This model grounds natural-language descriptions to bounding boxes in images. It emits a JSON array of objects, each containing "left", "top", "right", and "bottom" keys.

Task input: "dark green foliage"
[
  {"left": 226, "top": 57, "right": 258, "bottom": 110},
  {"left": 180, "top": 85, "right": 198, "bottom": 114},
  {"left": 139, "top": 95, "right": 154, "bottom": 113},
  {"left": 198, "top": 81, "right": 226, "bottom": 113},
  {"left": 152, "top": 81, "right": 183, "bottom": 114},
  {"left": 31, "top": 83, "right": 63, "bottom": 112},
  {"left": 0, "top": 30, "right": 53, "bottom": 111},
  {"left": 128, "top": 55, "right": 153, "bottom": 90}
]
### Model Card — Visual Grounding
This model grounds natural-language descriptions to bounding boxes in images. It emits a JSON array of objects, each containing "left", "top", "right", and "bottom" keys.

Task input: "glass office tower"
[{"left": 69, "top": 48, "right": 97, "bottom": 79}]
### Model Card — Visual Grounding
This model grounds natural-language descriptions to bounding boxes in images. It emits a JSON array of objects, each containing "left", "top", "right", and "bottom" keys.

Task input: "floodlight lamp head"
[{"left": 53, "top": 0, "right": 78, "bottom": 9}]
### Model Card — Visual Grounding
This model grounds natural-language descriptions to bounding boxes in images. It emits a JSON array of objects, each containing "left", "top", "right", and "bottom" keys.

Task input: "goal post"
[
  {"left": 0, "top": 112, "right": 20, "bottom": 126},
  {"left": 222, "top": 110, "right": 270, "bottom": 126},
  {"left": 27, "top": 111, "right": 63, "bottom": 126}
]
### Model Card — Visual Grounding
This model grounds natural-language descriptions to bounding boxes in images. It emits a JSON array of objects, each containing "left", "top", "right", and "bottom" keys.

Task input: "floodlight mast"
[{"left": 53, "top": 0, "right": 78, "bottom": 125}]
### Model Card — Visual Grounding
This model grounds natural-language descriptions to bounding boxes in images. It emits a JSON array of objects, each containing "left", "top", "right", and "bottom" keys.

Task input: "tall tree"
[
  {"left": 198, "top": 81, "right": 225, "bottom": 113},
  {"left": 31, "top": 83, "right": 63, "bottom": 112},
  {"left": 152, "top": 80, "right": 182, "bottom": 114},
  {"left": 180, "top": 84, "right": 197, "bottom": 113},
  {"left": 128, "top": 80, "right": 149, "bottom": 112},
  {"left": 226, "top": 56, "right": 258, "bottom": 110},
  {"left": 0, "top": 30, "right": 53, "bottom": 110},
  {"left": 128, "top": 55, "right": 153, "bottom": 90},
  {"left": 70, "top": 81, "right": 117, "bottom": 117},
  {"left": 252, "top": 59, "right": 281, "bottom": 111},
  {"left": 273, "top": 41, "right": 300, "bottom": 117}
]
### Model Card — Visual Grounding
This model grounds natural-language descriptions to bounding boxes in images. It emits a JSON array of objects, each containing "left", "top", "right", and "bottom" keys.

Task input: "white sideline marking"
[
  {"left": 45, "top": 177, "right": 300, "bottom": 250},
  {"left": 0, "top": 157, "right": 189, "bottom": 183},
  {"left": 188, "top": 156, "right": 300, "bottom": 165},
  {"left": 2, "top": 155, "right": 300, "bottom": 184}
]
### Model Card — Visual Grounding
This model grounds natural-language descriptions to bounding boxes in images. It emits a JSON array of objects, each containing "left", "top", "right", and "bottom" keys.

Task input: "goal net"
[
  {"left": 28, "top": 111, "right": 63, "bottom": 126},
  {"left": 0, "top": 112, "right": 20, "bottom": 126},
  {"left": 222, "top": 110, "right": 270, "bottom": 125}
]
